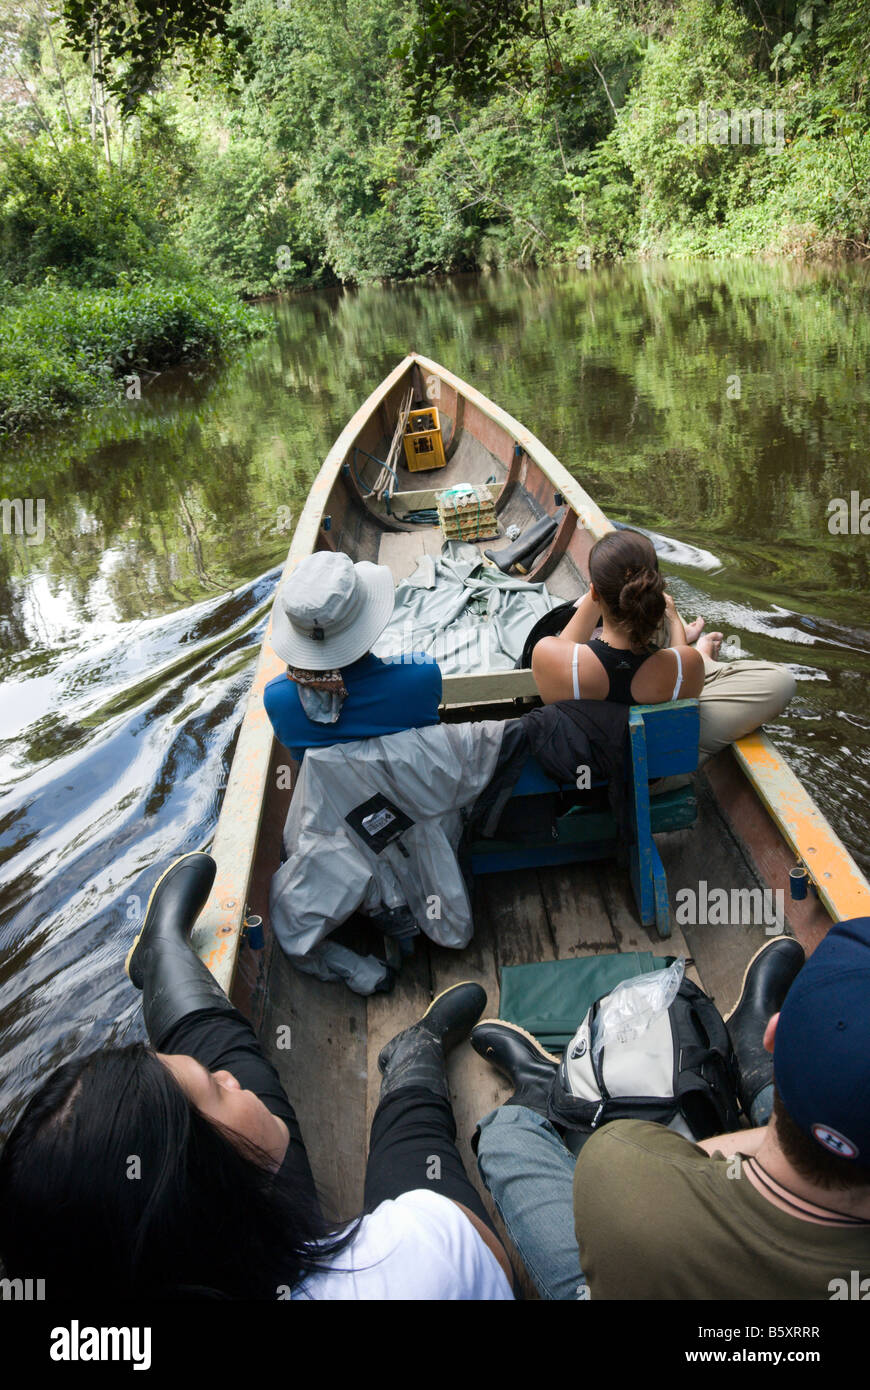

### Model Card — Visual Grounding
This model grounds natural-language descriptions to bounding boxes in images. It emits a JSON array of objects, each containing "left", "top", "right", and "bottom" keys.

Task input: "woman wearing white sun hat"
[{"left": 264, "top": 550, "right": 442, "bottom": 760}]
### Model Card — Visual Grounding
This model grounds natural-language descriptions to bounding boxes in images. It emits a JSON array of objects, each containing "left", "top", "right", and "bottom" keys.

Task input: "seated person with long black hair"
[{"left": 0, "top": 854, "right": 512, "bottom": 1300}]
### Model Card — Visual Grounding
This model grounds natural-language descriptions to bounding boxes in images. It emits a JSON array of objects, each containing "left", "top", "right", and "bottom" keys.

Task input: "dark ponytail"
[{"left": 588, "top": 529, "right": 665, "bottom": 648}]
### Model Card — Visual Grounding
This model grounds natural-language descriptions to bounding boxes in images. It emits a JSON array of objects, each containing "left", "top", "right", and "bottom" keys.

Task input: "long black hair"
[
  {"left": 0, "top": 1044, "right": 355, "bottom": 1300},
  {"left": 588, "top": 529, "right": 665, "bottom": 648}
]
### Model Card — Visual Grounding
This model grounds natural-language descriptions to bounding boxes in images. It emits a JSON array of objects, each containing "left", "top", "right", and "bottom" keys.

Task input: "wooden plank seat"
[{"left": 469, "top": 700, "right": 701, "bottom": 940}]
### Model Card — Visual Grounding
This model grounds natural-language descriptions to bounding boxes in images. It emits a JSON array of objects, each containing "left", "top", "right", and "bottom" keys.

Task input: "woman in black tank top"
[
  {"left": 586, "top": 634, "right": 655, "bottom": 704},
  {"left": 531, "top": 528, "right": 704, "bottom": 708}
]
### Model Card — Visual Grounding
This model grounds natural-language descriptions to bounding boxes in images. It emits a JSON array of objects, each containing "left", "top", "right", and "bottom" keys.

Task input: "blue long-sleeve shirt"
[{"left": 264, "top": 652, "right": 442, "bottom": 761}]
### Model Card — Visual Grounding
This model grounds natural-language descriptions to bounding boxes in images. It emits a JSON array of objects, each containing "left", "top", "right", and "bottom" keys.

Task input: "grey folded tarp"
[{"left": 372, "top": 541, "right": 560, "bottom": 674}]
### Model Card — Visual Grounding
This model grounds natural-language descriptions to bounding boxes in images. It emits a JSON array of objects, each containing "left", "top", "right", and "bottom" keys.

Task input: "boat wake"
[
  {"left": 614, "top": 521, "right": 723, "bottom": 573},
  {"left": 0, "top": 565, "right": 281, "bottom": 1138}
]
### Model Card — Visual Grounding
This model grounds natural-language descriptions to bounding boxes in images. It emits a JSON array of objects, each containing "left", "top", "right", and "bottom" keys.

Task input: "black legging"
[{"left": 159, "top": 1006, "right": 495, "bottom": 1232}]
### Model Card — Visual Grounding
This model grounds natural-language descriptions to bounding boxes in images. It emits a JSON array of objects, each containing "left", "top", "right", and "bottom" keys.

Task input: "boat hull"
[{"left": 182, "top": 354, "right": 866, "bottom": 1237}]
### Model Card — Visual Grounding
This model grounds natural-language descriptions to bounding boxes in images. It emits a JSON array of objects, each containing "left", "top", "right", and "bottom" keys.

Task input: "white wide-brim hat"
[{"left": 270, "top": 550, "right": 395, "bottom": 670}]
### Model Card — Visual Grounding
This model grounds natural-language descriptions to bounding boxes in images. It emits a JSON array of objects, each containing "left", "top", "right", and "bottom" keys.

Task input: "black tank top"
[{"left": 586, "top": 636, "right": 654, "bottom": 705}]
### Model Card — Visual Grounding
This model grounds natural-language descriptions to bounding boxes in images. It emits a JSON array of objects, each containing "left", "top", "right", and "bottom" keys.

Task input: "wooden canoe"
[{"left": 191, "top": 353, "right": 870, "bottom": 1230}]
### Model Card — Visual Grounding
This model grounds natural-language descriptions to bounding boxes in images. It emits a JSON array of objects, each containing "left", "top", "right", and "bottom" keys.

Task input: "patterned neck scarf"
[{"left": 287, "top": 667, "right": 349, "bottom": 725}]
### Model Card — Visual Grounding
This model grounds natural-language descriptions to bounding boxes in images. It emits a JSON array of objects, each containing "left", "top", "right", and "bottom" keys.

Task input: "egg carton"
[{"left": 436, "top": 484, "right": 499, "bottom": 541}]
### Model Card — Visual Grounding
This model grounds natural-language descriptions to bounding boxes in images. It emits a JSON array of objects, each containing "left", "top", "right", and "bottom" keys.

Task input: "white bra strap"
[
  {"left": 572, "top": 643, "right": 581, "bottom": 700},
  {"left": 671, "top": 647, "right": 683, "bottom": 701}
]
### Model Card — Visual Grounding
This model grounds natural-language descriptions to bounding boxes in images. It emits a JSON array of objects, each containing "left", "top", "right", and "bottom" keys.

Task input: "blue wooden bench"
[{"left": 469, "top": 699, "right": 701, "bottom": 939}]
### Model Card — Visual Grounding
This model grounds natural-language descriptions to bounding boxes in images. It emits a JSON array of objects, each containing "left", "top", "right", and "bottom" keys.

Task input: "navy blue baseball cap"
[{"left": 774, "top": 917, "right": 870, "bottom": 1167}]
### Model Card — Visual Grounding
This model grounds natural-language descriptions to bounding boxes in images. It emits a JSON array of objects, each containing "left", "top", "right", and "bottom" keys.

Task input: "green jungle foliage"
[{"left": 1, "top": 1, "right": 868, "bottom": 428}]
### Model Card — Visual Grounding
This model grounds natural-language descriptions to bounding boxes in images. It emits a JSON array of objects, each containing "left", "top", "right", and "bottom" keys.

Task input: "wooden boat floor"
[
  {"left": 256, "top": 776, "right": 776, "bottom": 1257},
  {"left": 376, "top": 527, "right": 444, "bottom": 581}
]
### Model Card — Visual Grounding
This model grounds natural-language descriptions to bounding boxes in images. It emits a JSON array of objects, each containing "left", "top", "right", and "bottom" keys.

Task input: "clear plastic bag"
[{"left": 590, "top": 958, "right": 685, "bottom": 1064}]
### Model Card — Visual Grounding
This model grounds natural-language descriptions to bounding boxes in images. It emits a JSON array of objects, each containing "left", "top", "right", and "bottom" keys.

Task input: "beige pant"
[
  {"left": 653, "top": 617, "right": 796, "bottom": 764},
  {"left": 696, "top": 654, "right": 796, "bottom": 762},
  {"left": 651, "top": 656, "right": 796, "bottom": 794}
]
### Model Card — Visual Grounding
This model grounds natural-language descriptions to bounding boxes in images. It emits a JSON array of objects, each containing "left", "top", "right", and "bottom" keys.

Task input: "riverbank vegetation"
[
  {"left": 1, "top": 1, "right": 868, "bottom": 430},
  {"left": 0, "top": 277, "right": 264, "bottom": 433}
]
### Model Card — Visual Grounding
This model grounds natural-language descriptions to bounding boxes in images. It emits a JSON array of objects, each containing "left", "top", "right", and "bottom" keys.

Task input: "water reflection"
[{"left": 1, "top": 260, "right": 868, "bottom": 1136}]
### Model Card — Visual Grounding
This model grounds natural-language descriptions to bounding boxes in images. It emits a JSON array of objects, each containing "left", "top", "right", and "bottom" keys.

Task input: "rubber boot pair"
[{"left": 377, "top": 983, "right": 487, "bottom": 1100}]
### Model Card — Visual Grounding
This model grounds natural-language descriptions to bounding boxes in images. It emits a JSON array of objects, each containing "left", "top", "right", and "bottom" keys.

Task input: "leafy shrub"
[
  {"left": 0, "top": 139, "right": 189, "bottom": 288},
  {"left": 0, "top": 281, "right": 267, "bottom": 433}
]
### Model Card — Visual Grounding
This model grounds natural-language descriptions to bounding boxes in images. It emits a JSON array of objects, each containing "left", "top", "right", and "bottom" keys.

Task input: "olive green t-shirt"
[{"left": 573, "top": 1120, "right": 870, "bottom": 1300}]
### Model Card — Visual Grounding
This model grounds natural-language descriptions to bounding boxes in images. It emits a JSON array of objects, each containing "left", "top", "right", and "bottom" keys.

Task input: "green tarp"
[{"left": 498, "top": 952, "right": 676, "bottom": 1052}]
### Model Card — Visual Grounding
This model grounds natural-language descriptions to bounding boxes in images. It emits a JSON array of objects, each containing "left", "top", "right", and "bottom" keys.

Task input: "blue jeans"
[
  {"left": 476, "top": 1105, "right": 586, "bottom": 1301},
  {"left": 751, "top": 1083, "right": 774, "bottom": 1127},
  {"left": 476, "top": 1093, "right": 775, "bottom": 1301}
]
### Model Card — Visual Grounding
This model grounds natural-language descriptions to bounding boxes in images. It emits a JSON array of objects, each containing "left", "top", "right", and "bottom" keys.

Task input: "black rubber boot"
[
  {"left": 484, "top": 515, "right": 558, "bottom": 574},
  {"left": 377, "top": 981, "right": 487, "bottom": 1101},
  {"left": 471, "top": 1020, "right": 560, "bottom": 1117},
  {"left": 125, "top": 852, "right": 232, "bottom": 1050},
  {"left": 724, "top": 935, "right": 805, "bottom": 1117}
]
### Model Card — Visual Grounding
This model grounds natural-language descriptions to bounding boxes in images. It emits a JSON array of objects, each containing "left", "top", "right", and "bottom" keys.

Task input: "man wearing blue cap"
[{"left": 472, "top": 925, "right": 870, "bottom": 1299}]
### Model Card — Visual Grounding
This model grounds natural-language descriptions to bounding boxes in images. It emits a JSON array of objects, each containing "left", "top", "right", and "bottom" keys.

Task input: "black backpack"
[{"left": 547, "top": 976, "right": 742, "bottom": 1141}]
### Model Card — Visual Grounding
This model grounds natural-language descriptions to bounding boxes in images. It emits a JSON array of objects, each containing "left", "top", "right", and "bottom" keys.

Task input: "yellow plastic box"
[{"left": 403, "top": 407, "right": 447, "bottom": 472}]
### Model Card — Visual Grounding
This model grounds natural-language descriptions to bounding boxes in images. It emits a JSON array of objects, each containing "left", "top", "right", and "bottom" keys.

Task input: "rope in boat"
[
  {"left": 370, "top": 386, "right": 414, "bottom": 501},
  {"left": 352, "top": 446, "right": 397, "bottom": 495}
]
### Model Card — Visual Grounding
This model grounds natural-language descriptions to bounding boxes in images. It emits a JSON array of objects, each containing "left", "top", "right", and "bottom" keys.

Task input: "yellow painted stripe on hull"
[{"left": 733, "top": 731, "right": 870, "bottom": 923}]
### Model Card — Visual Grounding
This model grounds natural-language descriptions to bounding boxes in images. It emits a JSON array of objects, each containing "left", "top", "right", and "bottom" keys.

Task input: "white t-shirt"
[{"left": 290, "top": 1189, "right": 514, "bottom": 1301}]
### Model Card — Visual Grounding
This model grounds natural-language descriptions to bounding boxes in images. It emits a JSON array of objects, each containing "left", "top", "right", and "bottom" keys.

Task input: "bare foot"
[
  {"left": 684, "top": 616, "right": 705, "bottom": 644},
  {"left": 696, "top": 631, "right": 724, "bottom": 661}
]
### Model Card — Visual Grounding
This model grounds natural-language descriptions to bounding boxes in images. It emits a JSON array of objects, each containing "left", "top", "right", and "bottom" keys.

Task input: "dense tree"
[
  {"left": 1, "top": 0, "right": 869, "bottom": 430},
  {"left": 59, "top": 0, "right": 245, "bottom": 111}
]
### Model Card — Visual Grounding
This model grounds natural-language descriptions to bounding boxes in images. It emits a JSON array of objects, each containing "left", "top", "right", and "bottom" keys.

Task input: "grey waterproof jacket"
[{"left": 268, "top": 720, "right": 508, "bottom": 993}]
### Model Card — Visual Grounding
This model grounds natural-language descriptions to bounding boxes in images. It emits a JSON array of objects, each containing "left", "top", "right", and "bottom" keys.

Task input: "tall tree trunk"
[
  {"left": 10, "top": 57, "right": 60, "bottom": 150},
  {"left": 92, "top": 21, "right": 112, "bottom": 168},
  {"left": 90, "top": 42, "right": 98, "bottom": 146},
  {"left": 37, "top": 0, "right": 75, "bottom": 133}
]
